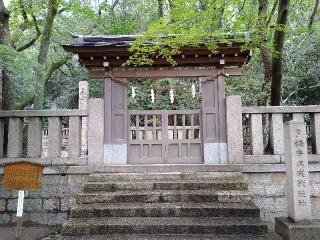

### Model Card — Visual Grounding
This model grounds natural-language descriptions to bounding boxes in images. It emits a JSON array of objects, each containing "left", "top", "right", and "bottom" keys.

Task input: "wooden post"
[
  {"left": 15, "top": 190, "right": 24, "bottom": 240},
  {"left": 104, "top": 77, "right": 128, "bottom": 164},
  {"left": 201, "top": 73, "right": 227, "bottom": 164}
]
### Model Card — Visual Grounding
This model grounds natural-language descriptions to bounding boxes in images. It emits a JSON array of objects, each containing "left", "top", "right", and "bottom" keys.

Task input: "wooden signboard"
[
  {"left": 2, "top": 162, "right": 43, "bottom": 240},
  {"left": 3, "top": 162, "right": 43, "bottom": 190}
]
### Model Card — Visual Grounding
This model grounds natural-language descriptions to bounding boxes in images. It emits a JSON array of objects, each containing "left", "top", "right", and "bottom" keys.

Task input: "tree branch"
[
  {"left": 45, "top": 55, "right": 71, "bottom": 83},
  {"left": 38, "top": 0, "right": 58, "bottom": 64},
  {"left": 15, "top": 93, "right": 34, "bottom": 110},
  {"left": 309, "top": 0, "right": 319, "bottom": 30},
  {"left": 110, "top": 0, "right": 120, "bottom": 10},
  {"left": 16, "top": 14, "right": 41, "bottom": 52},
  {"left": 158, "top": 0, "right": 164, "bottom": 18},
  {"left": 223, "top": 0, "right": 247, "bottom": 26},
  {"left": 266, "top": 0, "right": 278, "bottom": 27},
  {"left": 18, "top": 0, "right": 29, "bottom": 25},
  {"left": 282, "top": 84, "right": 320, "bottom": 105},
  {"left": 58, "top": 7, "right": 68, "bottom": 14}
]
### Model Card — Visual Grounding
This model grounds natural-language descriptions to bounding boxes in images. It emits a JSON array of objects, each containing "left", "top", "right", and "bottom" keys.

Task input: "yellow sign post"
[{"left": 3, "top": 162, "right": 43, "bottom": 240}]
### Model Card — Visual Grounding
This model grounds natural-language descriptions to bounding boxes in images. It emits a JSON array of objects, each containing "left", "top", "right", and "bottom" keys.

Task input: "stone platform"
[
  {"left": 58, "top": 233, "right": 282, "bottom": 240},
  {"left": 275, "top": 217, "right": 320, "bottom": 240},
  {"left": 61, "top": 172, "right": 270, "bottom": 239}
]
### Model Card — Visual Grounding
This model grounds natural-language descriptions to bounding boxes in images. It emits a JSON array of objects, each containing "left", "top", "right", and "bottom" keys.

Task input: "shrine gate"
[{"left": 63, "top": 35, "right": 251, "bottom": 165}]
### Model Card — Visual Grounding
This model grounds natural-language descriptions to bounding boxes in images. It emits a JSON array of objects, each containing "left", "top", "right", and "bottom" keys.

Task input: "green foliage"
[{"left": 1, "top": 0, "right": 319, "bottom": 110}]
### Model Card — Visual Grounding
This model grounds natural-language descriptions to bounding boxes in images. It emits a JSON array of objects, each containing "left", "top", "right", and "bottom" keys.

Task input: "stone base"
[
  {"left": 104, "top": 144, "right": 127, "bottom": 165},
  {"left": 204, "top": 143, "right": 228, "bottom": 164},
  {"left": 275, "top": 217, "right": 320, "bottom": 240}
]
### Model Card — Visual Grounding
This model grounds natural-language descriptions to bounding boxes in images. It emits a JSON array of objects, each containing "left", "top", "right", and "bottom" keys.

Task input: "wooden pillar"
[
  {"left": 201, "top": 69, "right": 227, "bottom": 164},
  {"left": 104, "top": 77, "right": 128, "bottom": 165}
]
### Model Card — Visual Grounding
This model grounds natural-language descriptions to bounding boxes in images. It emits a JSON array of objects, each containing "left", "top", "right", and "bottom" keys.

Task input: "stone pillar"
[
  {"left": 79, "top": 81, "right": 89, "bottom": 155},
  {"left": 270, "top": 114, "right": 284, "bottom": 155},
  {"left": 311, "top": 113, "right": 320, "bottom": 154},
  {"left": 226, "top": 96, "right": 244, "bottom": 164},
  {"left": 284, "top": 120, "right": 312, "bottom": 221},
  {"left": 201, "top": 73, "right": 227, "bottom": 164},
  {"left": 27, "top": 117, "right": 43, "bottom": 157},
  {"left": 249, "top": 114, "right": 264, "bottom": 155},
  {"left": 88, "top": 99, "right": 104, "bottom": 165},
  {"left": 104, "top": 78, "right": 127, "bottom": 165},
  {"left": 48, "top": 117, "right": 62, "bottom": 157},
  {"left": 68, "top": 117, "right": 82, "bottom": 157},
  {"left": 0, "top": 119, "right": 4, "bottom": 157},
  {"left": 7, "top": 118, "right": 23, "bottom": 158}
]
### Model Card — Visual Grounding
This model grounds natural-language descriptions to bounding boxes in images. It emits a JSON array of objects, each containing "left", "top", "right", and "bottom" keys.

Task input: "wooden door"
[{"left": 128, "top": 110, "right": 202, "bottom": 164}]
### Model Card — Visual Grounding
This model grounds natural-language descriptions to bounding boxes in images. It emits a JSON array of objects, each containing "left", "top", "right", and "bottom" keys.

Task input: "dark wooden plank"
[
  {"left": 88, "top": 68, "right": 242, "bottom": 79},
  {"left": 80, "top": 56, "right": 247, "bottom": 67}
]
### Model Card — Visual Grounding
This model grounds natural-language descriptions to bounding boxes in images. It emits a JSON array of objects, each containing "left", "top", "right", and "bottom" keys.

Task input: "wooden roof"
[{"left": 62, "top": 34, "right": 252, "bottom": 78}]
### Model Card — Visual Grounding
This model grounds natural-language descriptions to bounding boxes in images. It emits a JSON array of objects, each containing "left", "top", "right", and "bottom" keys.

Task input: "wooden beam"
[
  {"left": 80, "top": 56, "right": 247, "bottom": 67},
  {"left": 88, "top": 68, "right": 241, "bottom": 79},
  {"left": 77, "top": 48, "right": 249, "bottom": 58}
]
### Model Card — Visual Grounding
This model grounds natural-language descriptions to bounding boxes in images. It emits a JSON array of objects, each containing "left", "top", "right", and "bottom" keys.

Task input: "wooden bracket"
[
  {"left": 104, "top": 71, "right": 128, "bottom": 85},
  {"left": 200, "top": 72, "right": 230, "bottom": 83}
]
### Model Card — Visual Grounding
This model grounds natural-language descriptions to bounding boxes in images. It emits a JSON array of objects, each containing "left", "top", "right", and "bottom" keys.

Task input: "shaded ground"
[
  {"left": 0, "top": 225, "right": 59, "bottom": 240},
  {"left": 0, "top": 223, "right": 283, "bottom": 240}
]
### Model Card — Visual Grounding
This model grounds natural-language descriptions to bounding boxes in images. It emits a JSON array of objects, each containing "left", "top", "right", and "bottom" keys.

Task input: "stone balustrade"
[
  {"left": 0, "top": 109, "right": 88, "bottom": 166},
  {"left": 226, "top": 96, "right": 320, "bottom": 164}
]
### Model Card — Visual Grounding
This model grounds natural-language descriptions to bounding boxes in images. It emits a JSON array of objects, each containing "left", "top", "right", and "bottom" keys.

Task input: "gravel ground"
[
  {"left": 0, "top": 225, "right": 59, "bottom": 240},
  {"left": 0, "top": 223, "right": 282, "bottom": 240}
]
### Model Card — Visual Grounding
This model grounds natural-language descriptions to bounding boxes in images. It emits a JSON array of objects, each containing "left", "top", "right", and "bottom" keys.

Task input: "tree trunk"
[
  {"left": 158, "top": 0, "right": 164, "bottom": 18},
  {"left": 37, "top": 0, "right": 58, "bottom": 65},
  {"left": 309, "top": 0, "right": 319, "bottom": 30},
  {"left": 258, "top": 0, "right": 273, "bottom": 106},
  {"left": 0, "top": 0, "right": 10, "bottom": 44},
  {"left": 34, "top": 0, "right": 58, "bottom": 109},
  {"left": 270, "top": 0, "right": 290, "bottom": 106},
  {"left": 0, "top": 0, "right": 14, "bottom": 110}
]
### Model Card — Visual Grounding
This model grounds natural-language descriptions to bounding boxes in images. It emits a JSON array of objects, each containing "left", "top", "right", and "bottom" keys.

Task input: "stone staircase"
[{"left": 61, "top": 172, "right": 271, "bottom": 239}]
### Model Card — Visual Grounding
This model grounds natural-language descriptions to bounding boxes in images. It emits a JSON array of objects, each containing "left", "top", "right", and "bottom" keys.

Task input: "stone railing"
[
  {"left": 0, "top": 109, "right": 88, "bottom": 166},
  {"left": 226, "top": 96, "right": 320, "bottom": 164}
]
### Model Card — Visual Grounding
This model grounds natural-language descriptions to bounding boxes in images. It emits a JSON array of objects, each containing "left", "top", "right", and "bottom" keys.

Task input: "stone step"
[
  {"left": 90, "top": 164, "right": 247, "bottom": 174},
  {"left": 61, "top": 217, "right": 268, "bottom": 236},
  {"left": 70, "top": 202, "right": 260, "bottom": 218},
  {"left": 58, "top": 233, "right": 282, "bottom": 240},
  {"left": 77, "top": 190, "right": 251, "bottom": 204},
  {"left": 88, "top": 172, "right": 244, "bottom": 182},
  {"left": 84, "top": 181, "right": 248, "bottom": 193}
]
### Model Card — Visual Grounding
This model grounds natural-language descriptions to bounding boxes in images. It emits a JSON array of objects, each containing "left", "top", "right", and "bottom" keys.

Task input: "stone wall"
[
  {"left": 244, "top": 172, "right": 320, "bottom": 222},
  {"left": 0, "top": 166, "right": 320, "bottom": 226},
  {"left": 0, "top": 172, "right": 88, "bottom": 225}
]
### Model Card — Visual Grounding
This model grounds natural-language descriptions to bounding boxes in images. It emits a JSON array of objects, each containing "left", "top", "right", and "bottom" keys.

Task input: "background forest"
[{"left": 0, "top": 0, "right": 319, "bottom": 111}]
